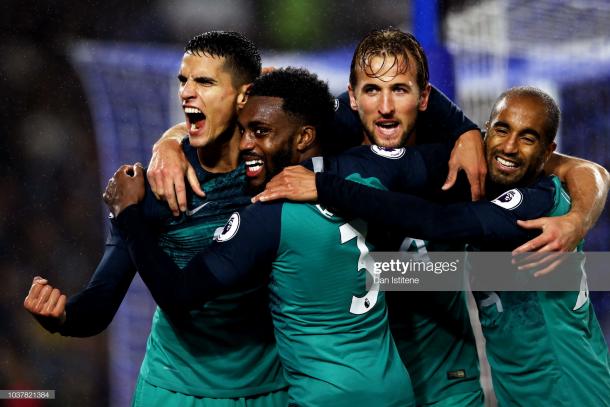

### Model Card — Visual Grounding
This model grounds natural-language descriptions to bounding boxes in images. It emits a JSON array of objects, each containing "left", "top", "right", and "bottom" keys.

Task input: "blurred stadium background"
[{"left": 2, "top": 0, "right": 609, "bottom": 405}]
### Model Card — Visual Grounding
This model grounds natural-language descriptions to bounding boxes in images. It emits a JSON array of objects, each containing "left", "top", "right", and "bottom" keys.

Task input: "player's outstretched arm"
[
  {"left": 23, "top": 221, "right": 138, "bottom": 337},
  {"left": 514, "top": 153, "right": 610, "bottom": 254},
  {"left": 148, "top": 123, "right": 204, "bottom": 216}
]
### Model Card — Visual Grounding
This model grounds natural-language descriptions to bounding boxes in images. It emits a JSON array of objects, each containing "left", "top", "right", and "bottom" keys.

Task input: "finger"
[
  {"left": 465, "top": 170, "right": 482, "bottom": 201},
  {"left": 516, "top": 219, "right": 546, "bottom": 230},
  {"left": 512, "top": 251, "right": 545, "bottom": 267},
  {"left": 32, "top": 276, "right": 48, "bottom": 286},
  {"left": 512, "top": 235, "right": 547, "bottom": 254},
  {"left": 28, "top": 280, "right": 46, "bottom": 300},
  {"left": 186, "top": 165, "right": 205, "bottom": 198},
  {"left": 148, "top": 171, "right": 162, "bottom": 200},
  {"left": 35, "top": 285, "right": 53, "bottom": 312},
  {"left": 533, "top": 259, "right": 564, "bottom": 278},
  {"left": 478, "top": 166, "right": 487, "bottom": 197},
  {"left": 441, "top": 167, "right": 457, "bottom": 191},
  {"left": 174, "top": 176, "right": 188, "bottom": 213},
  {"left": 133, "top": 163, "right": 145, "bottom": 177},
  {"left": 162, "top": 176, "right": 179, "bottom": 216},
  {"left": 52, "top": 295, "right": 67, "bottom": 318},
  {"left": 43, "top": 288, "right": 61, "bottom": 315},
  {"left": 24, "top": 281, "right": 46, "bottom": 310},
  {"left": 517, "top": 252, "right": 562, "bottom": 271},
  {"left": 256, "top": 190, "right": 285, "bottom": 203}
]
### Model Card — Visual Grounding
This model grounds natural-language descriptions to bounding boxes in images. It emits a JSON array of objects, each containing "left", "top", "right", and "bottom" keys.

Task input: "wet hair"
[
  {"left": 490, "top": 86, "right": 561, "bottom": 144},
  {"left": 349, "top": 27, "right": 429, "bottom": 91},
  {"left": 249, "top": 67, "right": 335, "bottom": 149},
  {"left": 185, "top": 31, "right": 261, "bottom": 87}
]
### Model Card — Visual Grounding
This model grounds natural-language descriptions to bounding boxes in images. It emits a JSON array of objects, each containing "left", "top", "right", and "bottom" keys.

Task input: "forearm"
[
  {"left": 116, "top": 205, "right": 223, "bottom": 313},
  {"left": 316, "top": 173, "right": 485, "bottom": 241},
  {"left": 547, "top": 152, "right": 610, "bottom": 231},
  {"left": 59, "top": 223, "right": 137, "bottom": 337},
  {"left": 153, "top": 122, "right": 188, "bottom": 148}
]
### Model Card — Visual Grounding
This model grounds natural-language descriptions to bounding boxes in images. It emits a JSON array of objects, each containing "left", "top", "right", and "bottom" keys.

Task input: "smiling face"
[
  {"left": 348, "top": 54, "right": 430, "bottom": 148},
  {"left": 238, "top": 96, "right": 303, "bottom": 191},
  {"left": 178, "top": 52, "right": 243, "bottom": 148},
  {"left": 485, "top": 94, "right": 556, "bottom": 186}
]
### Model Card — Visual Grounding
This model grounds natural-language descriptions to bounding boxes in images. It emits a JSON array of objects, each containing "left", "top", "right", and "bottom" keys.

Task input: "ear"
[
  {"left": 236, "top": 83, "right": 252, "bottom": 110},
  {"left": 546, "top": 141, "right": 557, "bottom": 157},
  {"left": 296, "top": 125, "right": 316, "bottom": 152},
  {"left": 418, "top": 83, "right": 431, "bottom": 111},
  {"left": 348, "top": 84, "right": 358, "bottom": 111}
]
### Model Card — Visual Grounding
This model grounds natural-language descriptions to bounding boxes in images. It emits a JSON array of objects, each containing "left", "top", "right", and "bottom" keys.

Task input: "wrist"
[{"left": 153, "top": 136, "right": 182, "bottom": 152}]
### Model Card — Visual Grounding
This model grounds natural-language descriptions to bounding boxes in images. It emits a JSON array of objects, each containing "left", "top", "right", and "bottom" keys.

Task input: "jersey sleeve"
[
  {"left": 115, "top": 202, "right": 281, "bottom": 313},
  {"left": 416, "top": 86, "right": 480, "bottom": 144},
  {"left": 326, "top": 144, "right": 452, "bottom": 193},
  {"left": 316, "top": 174, "right": 556, "bottom": 246},
  {"left": 58, "top": 219, "right": 136, "bottom": 337}
]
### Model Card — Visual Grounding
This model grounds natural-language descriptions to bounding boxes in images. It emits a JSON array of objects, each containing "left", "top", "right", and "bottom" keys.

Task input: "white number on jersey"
[{"left": 340, "top": 220, "right": 379, "bottom": 315}]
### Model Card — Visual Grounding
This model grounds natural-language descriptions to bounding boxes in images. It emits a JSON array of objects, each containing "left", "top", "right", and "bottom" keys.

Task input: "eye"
[
  {"left": 493, "top": 127, "right": 508, "bottom": 135},
  {"left": 393, "top": 86, "right": 408, "bottom": 94},
  {"left": 177, "top": 75, "right": 187, "bottom": 85},
  {"left": 363, "top": 85, "right": 379, "bottom": 95},
  {"left": 521, "top": 136, "right": 537, "bottom": 145},
  {"left": 195, "top": 78, "right": 215, "bottom": 86},
  {"left": 254, "top": 127, "right": 269, "bottom": 137}
]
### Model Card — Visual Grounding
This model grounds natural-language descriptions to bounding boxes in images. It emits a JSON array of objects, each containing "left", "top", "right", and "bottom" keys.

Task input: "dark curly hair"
[
  {"left": 349, "top": 27, "right": 429, "bottom": 92},
  {"left": 249, "top": 67, "right": 335, "bottom": 149},
  {"left": 185, "top": 31, "right": 261, "bottom": 87}
]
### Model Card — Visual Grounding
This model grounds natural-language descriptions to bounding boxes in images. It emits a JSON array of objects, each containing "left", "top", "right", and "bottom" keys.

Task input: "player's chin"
[
  {"left": 188, "top": 132, "right": 211, "bottom": 148},
  {"left": 245, "top": 174, "right": 266, "bottom": 194}
]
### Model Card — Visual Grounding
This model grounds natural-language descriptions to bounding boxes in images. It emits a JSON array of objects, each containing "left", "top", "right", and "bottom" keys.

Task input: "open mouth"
[
  {"left": 184, "top": 107, "right": 206, "bottom": 132},
  {"left": 244, "top": 158, "right": 264, "bottom": 177},
  {"left": 374, "top": 120, "right": 400, "bottom": 137},
  {"left": 495, "top": 156, "right": 520, "bottom": 171}
]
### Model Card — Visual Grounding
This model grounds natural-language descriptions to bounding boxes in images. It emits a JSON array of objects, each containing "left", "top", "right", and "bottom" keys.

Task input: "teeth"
[
  {"left": 184, "top": 107, "right": 202, "bottom": 114},
  {"left": 245, "top": 160, "right": 264, "bottom": 167},
  {"left": 497, "top": 157, "right": 517, "bottom": 167},
  {"left": 191, "top": 123, "right": 197, "bottom": 131},
  {"left": 377, "top": 122, "right": 398, "bottom": 128}
]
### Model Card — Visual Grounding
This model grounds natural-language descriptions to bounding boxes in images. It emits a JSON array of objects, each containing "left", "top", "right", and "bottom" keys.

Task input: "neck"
[
  {"left": 298, "top": 145, "right": 322, "bottom": 162},
  {"left": 197, "top": 127, "right": 241, "bottom": 173}
]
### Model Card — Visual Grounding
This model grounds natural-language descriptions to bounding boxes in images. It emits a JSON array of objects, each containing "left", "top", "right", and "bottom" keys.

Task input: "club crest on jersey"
[
  {"left": 215, "top": 212, "right": 240, "bottom": 242},
  {"left": 333, "top": 98, "right": 340, "bottom": 112},
  {"left": 491, "top": 189, "right": 523, "bottom": 210},
  {"left": 371, "top": 145, "right": 406, "bottom": 159}
]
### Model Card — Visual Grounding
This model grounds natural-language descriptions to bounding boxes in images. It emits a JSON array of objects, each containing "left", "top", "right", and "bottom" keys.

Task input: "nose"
[
  {"left": 180, "top": 79, "right": 195, "bottom": 101},
  {"left": 239, "top": 130, "right": 255, "bottom": 152},
  {"left": 379, "top": 91, "right": 395, "bottom": 115},
  {"left": 500, "top": 133, "right": 519, "bottom": 154}
]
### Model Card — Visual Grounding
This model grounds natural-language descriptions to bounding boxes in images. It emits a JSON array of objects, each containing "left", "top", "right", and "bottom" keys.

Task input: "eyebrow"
[{"left": 176, "top": 74, "right": 217, "bottom": 85}]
